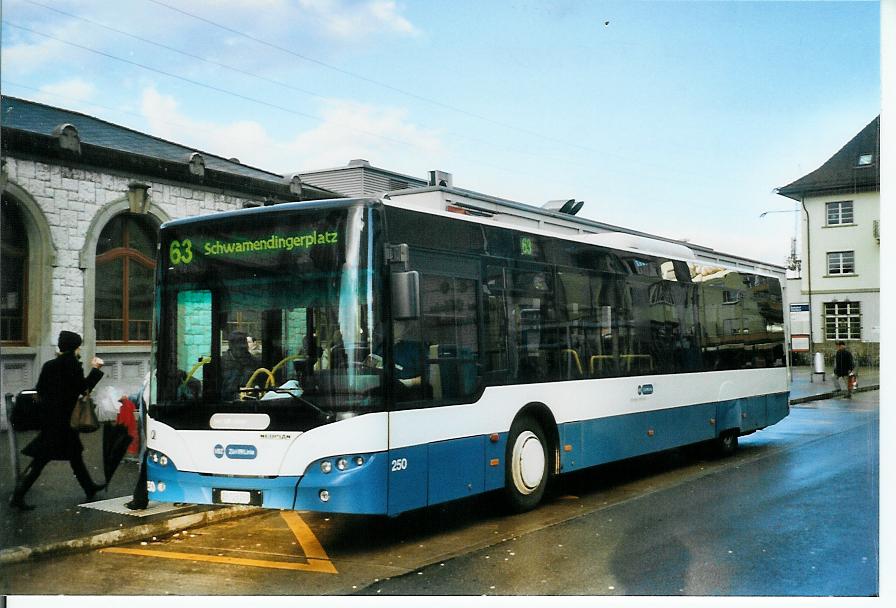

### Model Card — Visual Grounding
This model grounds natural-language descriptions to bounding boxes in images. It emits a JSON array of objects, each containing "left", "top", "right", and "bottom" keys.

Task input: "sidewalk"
[
  {"left": 788, "top": 364, "right": 879, "bottom": 404},
  {"left": 0, "top": 366, "right": 880, "bottom": 565}
]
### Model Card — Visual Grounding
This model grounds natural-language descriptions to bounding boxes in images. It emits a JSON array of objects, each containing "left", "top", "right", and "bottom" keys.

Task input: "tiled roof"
[
  {"left": 777, "top": 116, "right": 880, "bottom": 200},
  {"left": 1, "top": 95, "right": 336, "bottom": 202}
]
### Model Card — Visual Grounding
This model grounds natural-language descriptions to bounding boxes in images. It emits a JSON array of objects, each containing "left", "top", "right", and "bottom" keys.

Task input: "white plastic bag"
[
  {"left": 261, "top": 379, "right": 303, "bottom": 401},
  {"left": 93, "top": 385, "right": 123, "bottom": 422}
]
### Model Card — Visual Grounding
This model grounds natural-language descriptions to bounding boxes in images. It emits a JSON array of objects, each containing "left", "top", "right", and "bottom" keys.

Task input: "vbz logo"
[{"left": 638, "top": 384, "right": 654, "bottom": 396}]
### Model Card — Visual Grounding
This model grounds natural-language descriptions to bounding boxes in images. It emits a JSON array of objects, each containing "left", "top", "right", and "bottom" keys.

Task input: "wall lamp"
[{"left": 127, "top": 182, "right": 151, "bottom": 214}]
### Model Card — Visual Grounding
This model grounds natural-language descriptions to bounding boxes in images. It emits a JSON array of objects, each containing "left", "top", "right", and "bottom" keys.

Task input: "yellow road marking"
[
  {"left": 100, "top": 511, "right": 338, "bottom": 574},
  {"left": 281, "top": 511, "right": 330, "bottom": 561}
]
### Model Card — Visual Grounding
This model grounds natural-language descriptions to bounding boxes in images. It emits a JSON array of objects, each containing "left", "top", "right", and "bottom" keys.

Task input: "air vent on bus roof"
[
  {"left": 583, "top": 232, "right": 696, "bottom": 260},
  {"left": 429, "top": 170, "right": 453, "bottom": 187},
  {"left": 542, "top": 199, "right": 584, "bottom": 215}
]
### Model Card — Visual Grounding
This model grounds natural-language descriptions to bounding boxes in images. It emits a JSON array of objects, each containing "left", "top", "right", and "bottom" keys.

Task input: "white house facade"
[{"left": 777, "top": 116, "right": 880, "bottom": 364}]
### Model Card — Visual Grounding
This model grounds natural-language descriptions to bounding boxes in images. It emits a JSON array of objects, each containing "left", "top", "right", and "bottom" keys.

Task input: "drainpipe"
[{"left": 801, "top": 196, "right": 815, "bottom": 357}]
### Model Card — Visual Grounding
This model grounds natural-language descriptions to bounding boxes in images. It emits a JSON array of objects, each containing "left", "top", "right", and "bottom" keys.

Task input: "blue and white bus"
[{"left": 147, "top": 196, "right": 788, "bottom": 515}]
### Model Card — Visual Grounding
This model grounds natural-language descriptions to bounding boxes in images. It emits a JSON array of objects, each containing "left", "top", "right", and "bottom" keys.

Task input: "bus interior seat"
[{"left": 428, "top": 344, "right": 477, "bottom": 400}]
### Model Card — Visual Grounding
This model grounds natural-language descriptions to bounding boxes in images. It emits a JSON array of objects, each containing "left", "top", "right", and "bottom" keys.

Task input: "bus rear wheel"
[
  {"left": 503, "top": 415, "right": 549, "bottom": 512},
  {"left": 713, "top": 430, "right": 739, "bottom": 458}
]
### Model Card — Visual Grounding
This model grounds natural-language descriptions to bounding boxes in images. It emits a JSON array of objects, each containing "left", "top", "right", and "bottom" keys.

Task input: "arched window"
[
  {"left": 95, "top": 213, "right": 158, "bottom": 343},
  {"left": 1, "top": 195, "right": 29, "bottom": 344}
]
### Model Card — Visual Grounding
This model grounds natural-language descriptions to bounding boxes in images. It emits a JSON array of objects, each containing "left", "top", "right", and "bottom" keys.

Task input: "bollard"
[{"left": 811, "top": 352, "right": 826, "bottom": 382}]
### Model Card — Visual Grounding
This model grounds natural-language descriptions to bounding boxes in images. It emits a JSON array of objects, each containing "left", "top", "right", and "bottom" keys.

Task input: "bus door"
[{"left": 386, "top": 249, "right": 484, "bottom": 515}]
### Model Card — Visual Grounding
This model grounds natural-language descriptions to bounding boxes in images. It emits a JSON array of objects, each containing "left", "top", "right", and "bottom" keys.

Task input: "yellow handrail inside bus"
[
  {"left": 182, "top": 356, "right": 211, "bottom": 385},
  {"left": 589, "top": 355, "right": 613, "bottom": 375},
  {"left": 560, "top": 349, "right": 583, "bottom": 376},
  {"left": 269, "top": 355, "right": 303, "bottom": 379},
  {"left": 245, "top": 367, "right": 276, "bottom": 389}
]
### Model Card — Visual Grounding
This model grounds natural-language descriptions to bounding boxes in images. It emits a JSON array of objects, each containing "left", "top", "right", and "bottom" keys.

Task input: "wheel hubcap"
[{"left": 512, "top": 431, "right": 545, "bottom": 494}]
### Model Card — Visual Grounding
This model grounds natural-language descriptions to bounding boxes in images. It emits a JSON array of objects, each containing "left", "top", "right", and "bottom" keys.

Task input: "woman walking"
[{"left": 8, "top": 331, "right": 106, "bottom": 510}]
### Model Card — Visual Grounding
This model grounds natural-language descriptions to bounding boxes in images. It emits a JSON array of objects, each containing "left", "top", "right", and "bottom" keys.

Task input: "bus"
[{"left": 147, "top": 196, "right": 788, "bottom": 515}]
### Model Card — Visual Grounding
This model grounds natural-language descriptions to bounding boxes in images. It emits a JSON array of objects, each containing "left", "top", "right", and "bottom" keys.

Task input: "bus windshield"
[{"left": 154, "top": 203, "right": 383, "bottom": 430}]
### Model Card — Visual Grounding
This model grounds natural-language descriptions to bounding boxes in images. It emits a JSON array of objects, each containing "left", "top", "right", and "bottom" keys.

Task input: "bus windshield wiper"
[{"left": 261, "top": 388, "right": 334, "bottom": 421}]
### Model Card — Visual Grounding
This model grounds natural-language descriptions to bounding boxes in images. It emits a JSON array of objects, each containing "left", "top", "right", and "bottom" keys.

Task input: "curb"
[
  {"left": 0, "top": 504, "right": 261, "bottom": 565},
  {"left": 789, "top": 384, "right": 879, "bottom": 405}
]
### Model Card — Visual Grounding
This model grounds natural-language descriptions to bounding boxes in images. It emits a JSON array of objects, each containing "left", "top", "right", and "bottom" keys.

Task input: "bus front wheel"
[
  {"left": 714, "top": 430, "right": 739, "bottom": 458},
  {"left": 503, "top": 415, "right": 548, "bottom": 512}
]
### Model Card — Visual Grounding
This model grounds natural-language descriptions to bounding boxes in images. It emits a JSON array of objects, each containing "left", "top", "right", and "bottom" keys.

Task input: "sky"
[{"left": 0, "top": 0, "right": 883, "bottom": 266}]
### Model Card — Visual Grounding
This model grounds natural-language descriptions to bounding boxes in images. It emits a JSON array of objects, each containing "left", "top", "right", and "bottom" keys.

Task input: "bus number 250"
[{"left": 391, "top": 458, "right": 408, "bottom": 472}]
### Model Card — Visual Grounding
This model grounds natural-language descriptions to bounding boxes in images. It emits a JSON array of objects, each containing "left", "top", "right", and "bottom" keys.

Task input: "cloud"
[
  {"left": 139, "top": 87, "right": 443, "bottom": 175},
  {"left": 1, "top": 24, "right": 80, "bottom": 75},
  {"left": 299, "top": 0, "right": 420, "bottom": 38},
  {"left": 35, "top": 78, "right": 97, "bottom": 104},
  {"left": 286, "top": 98, "right": 442, "bottom": 170}
]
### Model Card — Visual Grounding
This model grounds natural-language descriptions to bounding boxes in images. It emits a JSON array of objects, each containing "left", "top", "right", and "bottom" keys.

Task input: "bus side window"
[
  {"left": 556, "top": 270, "right": 591, "bottom": 380},
  {"left": 506, "top": 267, "right": 555, "bottom": 383},
  {"left": 483, "top": 265, "right": 509, "bottom": 383},
  {"left": 420, "top": 275, "right": 480, "bottom": 401}
]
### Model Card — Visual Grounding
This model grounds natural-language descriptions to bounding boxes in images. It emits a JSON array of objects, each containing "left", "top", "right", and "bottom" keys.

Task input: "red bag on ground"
[{"left": 116, "top": 398, "right": 139, "bottom": 455}]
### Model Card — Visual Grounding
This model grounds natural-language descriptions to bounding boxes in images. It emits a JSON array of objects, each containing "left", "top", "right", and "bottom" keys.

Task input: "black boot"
[
  {"left": 84, "top": 482, "right": 107, "bottom": 502},
  {"left": 71, "top": 455, "right": 105, "bottom": 501},
  {"left": 10, "top": 459, "right": 45, "bottom": 511},
  {"left": 8, "top": 494, "right": 36, "bottom": 511}
]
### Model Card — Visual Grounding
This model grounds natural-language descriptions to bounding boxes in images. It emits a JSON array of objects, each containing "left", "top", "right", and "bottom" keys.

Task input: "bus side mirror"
[{"left": 392, "top": 271, "right": 420, "bottom": 320}]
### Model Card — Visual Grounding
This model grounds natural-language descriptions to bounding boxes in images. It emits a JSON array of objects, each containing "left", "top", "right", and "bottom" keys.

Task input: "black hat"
[
  {"left": 58, "top": 330, "right": 83, "bottom": 353},
  {"left": 228, "top": 331, "right": 248, "bottom": 344}
]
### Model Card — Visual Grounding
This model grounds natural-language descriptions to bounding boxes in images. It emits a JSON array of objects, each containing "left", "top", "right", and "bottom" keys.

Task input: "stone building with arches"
[{"left": 1, "top": 96, "right": 335, "bottom": 423}]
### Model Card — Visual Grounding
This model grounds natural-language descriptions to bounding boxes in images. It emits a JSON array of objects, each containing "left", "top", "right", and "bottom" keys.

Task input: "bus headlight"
[
  {"left": 320, "top": 460, "right": 333, "bottom": 474},
  {"left": 149, "top": 450, "right": 173, "bottom": 468},
  {"left": 354, "top": 456, "right": 364, "bottom": 466},
  {"left": 336, "top": 458, "right": 348, "bottom": 471},
  {"left": 319, "top": 489, "right": 330, "bottom": 502}
]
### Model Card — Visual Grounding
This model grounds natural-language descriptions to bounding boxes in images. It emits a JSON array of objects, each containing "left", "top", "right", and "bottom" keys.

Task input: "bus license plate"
[{"left": 213, "top": 489, "right": 262, "bottom": 506}]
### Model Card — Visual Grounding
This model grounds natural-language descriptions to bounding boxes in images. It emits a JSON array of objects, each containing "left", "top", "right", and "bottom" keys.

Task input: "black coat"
[
  {"left": 834, "top": 348, "right": 855, "bottom": 378},
  {"left": 23, "top": 352, "right": 104, "bottom": 461}
]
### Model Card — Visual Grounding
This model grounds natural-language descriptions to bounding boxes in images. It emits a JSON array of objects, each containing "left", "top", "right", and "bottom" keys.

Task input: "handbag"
[
  {"left": 9, "top": 390, "right": 43, "bottom": 432},
  {"left": 70, "top": 392, "right": 100, "bottom": 433}
]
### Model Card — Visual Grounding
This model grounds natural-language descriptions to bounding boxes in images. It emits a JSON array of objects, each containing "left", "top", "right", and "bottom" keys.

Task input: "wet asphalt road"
[
  {"left": 1, "top": 392, "right": 879, "bottom": 598},
  {"left": 361, "top": 393, "right": 879, "bottom": 596}
]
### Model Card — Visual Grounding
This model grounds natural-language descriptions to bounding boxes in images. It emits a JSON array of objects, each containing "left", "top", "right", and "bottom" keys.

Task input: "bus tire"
[
  {"left": 503, "top": 415, "right": 549, "bottom": 513},
  {"left": 714, "top": 430, "right": 739, "bottom": 458}
]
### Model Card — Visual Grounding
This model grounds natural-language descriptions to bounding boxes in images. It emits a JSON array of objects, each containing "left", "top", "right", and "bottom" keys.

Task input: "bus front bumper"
[{"left": 146, "top": 452, "right": 389, "bottom": 514}]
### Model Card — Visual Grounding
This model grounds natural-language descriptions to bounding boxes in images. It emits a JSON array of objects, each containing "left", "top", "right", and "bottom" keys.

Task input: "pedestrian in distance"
[
  {"left": 833, "top": 340, "right": 855, "bottom": 399},
  {"left": 8, "top": 331, "right": 107, "bottom": 511}
]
